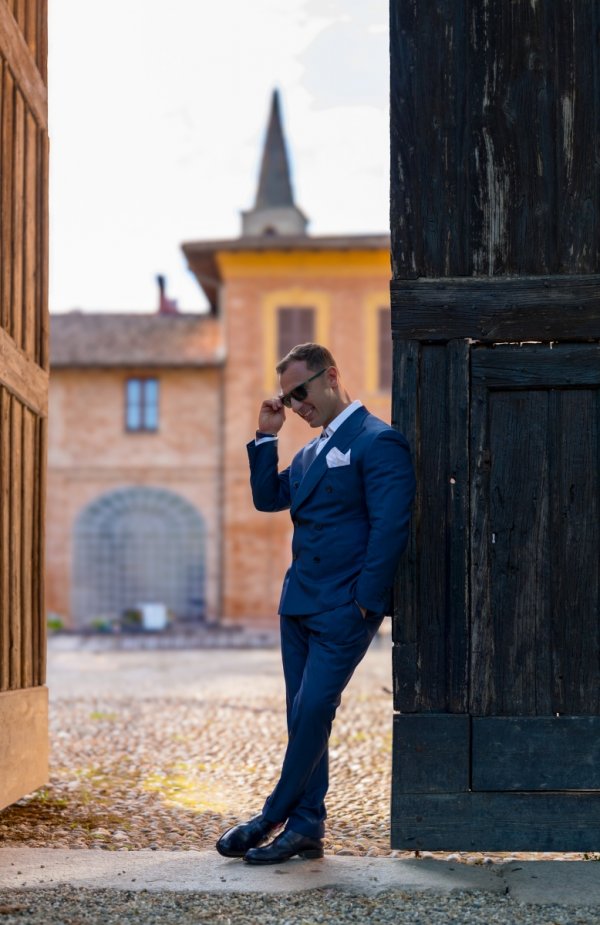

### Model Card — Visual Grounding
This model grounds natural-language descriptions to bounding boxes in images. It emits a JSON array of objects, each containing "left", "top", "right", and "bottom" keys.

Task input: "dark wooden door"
[{"left": 389, "top": 0, "right": 600, "bottom": 849}]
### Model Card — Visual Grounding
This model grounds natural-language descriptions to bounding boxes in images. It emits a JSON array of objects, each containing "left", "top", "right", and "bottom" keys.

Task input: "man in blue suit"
[{"left": 217, "top": 343, "right": 415, "bottom": 865}]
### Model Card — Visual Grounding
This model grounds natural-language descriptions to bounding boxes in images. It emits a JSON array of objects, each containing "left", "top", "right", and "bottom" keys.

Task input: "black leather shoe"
[
  {"left": 216, "top": 814, "right": 280, "bottom": 858},
  {"left": 244, "top": 828, "right": 324, "bottom": 865}
]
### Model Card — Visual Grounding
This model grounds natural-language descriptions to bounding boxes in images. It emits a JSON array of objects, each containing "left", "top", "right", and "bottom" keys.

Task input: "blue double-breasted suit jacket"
[{"left": 247, "top": 406, "right": 416, "bottom": 617}]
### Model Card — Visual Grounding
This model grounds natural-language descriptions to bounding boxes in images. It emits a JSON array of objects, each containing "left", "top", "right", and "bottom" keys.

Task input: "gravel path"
[
  {"left": 1, "top": 637, "right": 597, "bottom": 866},
  {"left": 1, "top": 886, "right": 598, "bottom": 925}
]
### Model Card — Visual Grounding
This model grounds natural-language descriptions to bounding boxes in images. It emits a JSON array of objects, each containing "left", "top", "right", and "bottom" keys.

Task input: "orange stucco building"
[{"left": 47, "top": 91, "right": 392, "bottom": 629}]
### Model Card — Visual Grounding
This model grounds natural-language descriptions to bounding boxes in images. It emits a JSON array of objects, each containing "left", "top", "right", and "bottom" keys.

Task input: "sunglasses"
[{"left": 280, "top": 368, "right": 327, "bottom": 408}]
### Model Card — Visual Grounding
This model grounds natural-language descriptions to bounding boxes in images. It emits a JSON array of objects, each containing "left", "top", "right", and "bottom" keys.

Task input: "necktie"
[{"left": 302, "top": 431, "right": 328, "bottom": 474}]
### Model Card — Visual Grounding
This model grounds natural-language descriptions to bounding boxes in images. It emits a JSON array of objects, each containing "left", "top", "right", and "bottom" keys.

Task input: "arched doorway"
[{"left": 71, "top": 487, "right": 206, "bottom": 627}]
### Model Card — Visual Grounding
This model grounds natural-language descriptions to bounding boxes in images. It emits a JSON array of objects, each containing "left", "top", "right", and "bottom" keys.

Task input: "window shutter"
[
  {"left": 378, "top": 308, "right": 392, "bottom": 390},
  {"left": 277, "top": 307, "right": 315, "bottom": 359}
]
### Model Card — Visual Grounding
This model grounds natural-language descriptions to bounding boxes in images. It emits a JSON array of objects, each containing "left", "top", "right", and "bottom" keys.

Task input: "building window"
[
  {"left": 126, "top": 378, "right": 159, "bottom": 432},
  {"left": 277, "top": 307, "right": 315, "bottom": 359},
  {"left": 378, "top": 308, "right": 392, "bottom": 390}
]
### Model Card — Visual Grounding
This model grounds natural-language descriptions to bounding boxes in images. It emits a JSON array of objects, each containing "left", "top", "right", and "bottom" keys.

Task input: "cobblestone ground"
[{"left": 0, "top": 635, "right": 596, "bottom": 864}]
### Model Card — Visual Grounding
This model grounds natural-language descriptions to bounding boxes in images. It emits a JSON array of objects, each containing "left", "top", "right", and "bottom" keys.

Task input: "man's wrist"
[{"left": 256, "top": 430, "right": 278, "bottom": 440}]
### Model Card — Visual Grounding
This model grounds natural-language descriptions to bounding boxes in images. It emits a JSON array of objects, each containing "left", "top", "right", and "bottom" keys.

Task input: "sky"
[{"left": 48, "top": 0, "right": 389, "bottom": 313}]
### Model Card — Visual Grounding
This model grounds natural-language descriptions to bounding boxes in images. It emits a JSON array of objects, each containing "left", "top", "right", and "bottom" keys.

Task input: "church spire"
[{"left": 241, "top": 89, "right": 308, "bottom": 237}]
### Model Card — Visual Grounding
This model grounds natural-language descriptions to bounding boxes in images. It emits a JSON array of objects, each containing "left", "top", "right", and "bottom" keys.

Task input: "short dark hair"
[{"left": 276, "top": 343, "right": 337, "bottom": 375}]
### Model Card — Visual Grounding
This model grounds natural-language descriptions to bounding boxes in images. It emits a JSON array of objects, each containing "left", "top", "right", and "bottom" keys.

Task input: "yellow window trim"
[
  {"left": 365, "top": 294, "right": 391, "bottom": 394},
  {"left": 262, "top": 289, "right": 331, "bottom": 392}
]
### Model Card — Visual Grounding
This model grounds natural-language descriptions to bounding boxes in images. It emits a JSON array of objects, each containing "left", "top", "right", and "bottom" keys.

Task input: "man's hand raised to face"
[{"left": 258, "top": 397, "right": 286, "bottom": 435}]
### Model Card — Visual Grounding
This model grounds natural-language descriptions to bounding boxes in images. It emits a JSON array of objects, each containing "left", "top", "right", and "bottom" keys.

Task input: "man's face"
[{"left": 279, "top": 361, "right": 340, "bottom": 429}]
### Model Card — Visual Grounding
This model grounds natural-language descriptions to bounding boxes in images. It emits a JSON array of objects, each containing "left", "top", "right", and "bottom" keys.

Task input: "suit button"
[
  {"left": 293, "top": 481, "right": 299, "bottom": 489},
  {"left": 315, "top": 524, "right": 323, "bottom": 531},
  {"left": 293, "top": 553, "right": 298, "bottom": 560},
  {"left": 313, "top": 556, "right": 321, "bottom": 563},
  {"left": 325, "top": 485, "right": 333, "bottom": 493}
]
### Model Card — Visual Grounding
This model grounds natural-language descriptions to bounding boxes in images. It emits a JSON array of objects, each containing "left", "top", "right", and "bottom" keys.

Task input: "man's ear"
[{"left": 326, "top": 366, "right": 339, "bottom": 389}]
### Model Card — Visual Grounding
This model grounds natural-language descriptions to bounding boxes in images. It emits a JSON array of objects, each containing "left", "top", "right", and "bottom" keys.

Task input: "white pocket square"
[{"left": 326, "top": 447, "right": 351, "bottom": 468}]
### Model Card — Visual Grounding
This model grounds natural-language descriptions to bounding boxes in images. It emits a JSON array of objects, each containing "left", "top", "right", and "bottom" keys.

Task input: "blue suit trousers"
[{"left": 262, "top": 601, "right": 383, "bottom": 839}]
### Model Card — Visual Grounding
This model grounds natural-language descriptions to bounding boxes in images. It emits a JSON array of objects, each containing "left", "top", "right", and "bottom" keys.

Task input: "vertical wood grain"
[
  {"left": 9, "top": 399, "right": 22, "bottom": 688},
  {"left": 35, "top": 415, "right": 46, "bottom": 685},
  {"left": 37, "top": 127, "right": 47, "bottom": 369},
  {"left": 11, "top": 87, "right": 24, "bottom": 348},
  {"left": 0, "top": 389, "right": 10, "bottom": 691},
  {"left": 391, "top": 339, "right": 420, "bottom": 710},
  {"left": 390, "top": 0, "right": 600, "bottom": 279},
  {"left": 446, "top": 340, "right": 470, "bottom": 712},
  {"left": 36, "top": 0, "right": 47, "bottom": 85},
  {"left": 550, "top": 390, "right": 600, "bottom": 714},
  {"left": 1, "top": 64, "right": 13, "bottom": 334},
  {"left": 23, "top": 0, "right": 36, "bottom": 62},
  {"left": 20, "top": 406, "right": 34, "bottom": 687},
  {"left": 23, "top": 108, "right": 36, "bottom": 358}
]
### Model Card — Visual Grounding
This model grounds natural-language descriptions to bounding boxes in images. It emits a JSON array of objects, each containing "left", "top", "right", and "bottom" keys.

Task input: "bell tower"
[{"left": 241, "top": 89, "right": 308, "bottom": 237}]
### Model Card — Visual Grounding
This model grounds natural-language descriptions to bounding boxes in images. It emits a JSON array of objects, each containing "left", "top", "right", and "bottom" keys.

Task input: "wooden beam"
[
  {"left": 0, "top": 1, "right": 47, "bottom": 129},
  {"left": 472, "top": 343, "right": 600, "bottom": 388},
  {"left": 0, "top": 326, "right": 47, "bottom": 414},
  {"left": 0, "top": 685, "right": 48, "bottom": 810},
  {"left": 391, "top": 275, "right": 600, "bottom": 342},
  {"left": 472, "top": 717, "right": 600, "bottom": 791},
  {"left": 392, "top": 791, "right": 600, "bottom": 852},
  {"left": 392, "top": 714, "right": 470, "bottom": 794}
]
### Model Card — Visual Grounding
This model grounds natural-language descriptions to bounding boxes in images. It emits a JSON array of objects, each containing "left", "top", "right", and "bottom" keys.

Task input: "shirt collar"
[{"left": 322, "top": 400, "right": 363, "bottom": 438}]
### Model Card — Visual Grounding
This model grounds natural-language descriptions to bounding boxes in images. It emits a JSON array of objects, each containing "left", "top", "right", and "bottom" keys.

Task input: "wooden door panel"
[
  {"left": 471, "top": 346, "right": 600, "bottom": 717},
  {"left": 0, "top": 0, "right": 48, "bottom": 810}
]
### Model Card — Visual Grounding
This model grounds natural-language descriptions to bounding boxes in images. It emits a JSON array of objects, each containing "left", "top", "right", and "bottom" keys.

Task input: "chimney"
[{"left": 156, "top": 274, "right": 179, "bottom": 314}]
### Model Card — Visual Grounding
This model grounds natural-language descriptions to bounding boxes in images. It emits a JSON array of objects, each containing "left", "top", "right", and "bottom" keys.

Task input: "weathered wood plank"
[
  {"left": 489, "top": 389, "right": 551, "bottom": 716},
  {"left": 36, "top": 0, "right": 47, "bottom": 85},
  {"left": 390, "top": 3, "right": 599, "bottom": 280},
  {"left": 37, "top": 127, "right": 48, "bottom": 369},
  {"left": 469, "top": 378, "right": 494, "bottom": 714},
  {"left": 392, "top": 792, "right": 600, "bottom": 852},
  {"left": 472, "top": 344, "right": 600, "bottom": 388},
  {"left": 13, "top": 0, "right": 24, "bottom": 29},
  {"left": 0, "top": 388, "right": 10, "bottom": 692},
  {"left": 35, "top": 415, "right": 46, "bottom": 685},
  {"left": 391, "top": 340, "right": 419, "bottom": 709},
  {"left": 392, "top": 714, "right": 469, "bottom": 794},
  {"left": 471, "top": 387, "right": 553, "bottom": 715},
  {"left": 0, "top": 686, "right": 48, "bottom": 810},
  {"left": 414, "top": 345, "right": 448, "bottom": 710},
  {"left": 20, "top": 406, "right": 34, "bottom": 688},
  {"left": 23, "top": 0, "right": 37, "bottom": 64},
  {"left": 446, "top": 340, "right": 469, "bottom": 712},
  {"left": 554, "top": 2, "right": 599, "bottom": 273},
  {"left": 549, "top": 390, "right": 600, "bottom": 715},
  {"left": 389, "top": 0, "right": 418, "bottom": 278},
  {"left": 0, "top": 0, "right": 47, "bottom": 128},
  {"left": 9, "top": 398, "right": 22, "bottom": 689},
  {"left": 0, "top": 58, "right": 4, "bottom": 324},
  {"left": 472, "top": 717, "right": 600, "bottom": 791},
  {"left": 22, "top": 108, "right": 36, "bottom": 358},
  {"left": 0, "top": 325, "right": 48, "bottom": 413},
  {"left": 1, "top": 62, "right": 14, "bottom": 335},
  {"left": 11, "top": 86, "right": 24, "bottom": 347},
  {"left": 390, "top": 276, "right": 600, "bottom": 342}
]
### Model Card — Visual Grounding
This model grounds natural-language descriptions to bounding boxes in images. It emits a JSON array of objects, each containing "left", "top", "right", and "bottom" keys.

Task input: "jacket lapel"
[{"left": 290, "top": 406, "right": 369, "bottom": 516}]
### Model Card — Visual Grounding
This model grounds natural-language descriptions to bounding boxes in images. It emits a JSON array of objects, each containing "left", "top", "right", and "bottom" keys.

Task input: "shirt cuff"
[{"left": 255, "top": 434, "right": 278, "bottom": 446}]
